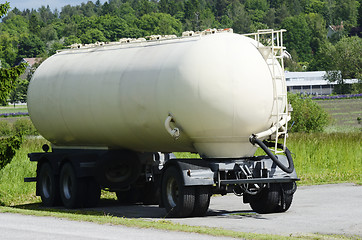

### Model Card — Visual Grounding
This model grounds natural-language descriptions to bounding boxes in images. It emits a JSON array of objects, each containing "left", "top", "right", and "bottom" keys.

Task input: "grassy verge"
[
  {"left": 288, "top": 132, "right": 361, "bottom": 185},
  {"left": 0, "top": 105, "right": 28, "bottom": 114},
  {"left": 0, "top": 138, "right": 46, "bottom": 206},
  {"left": 315, "top": 98, "right": 362, "bottom": 133}
]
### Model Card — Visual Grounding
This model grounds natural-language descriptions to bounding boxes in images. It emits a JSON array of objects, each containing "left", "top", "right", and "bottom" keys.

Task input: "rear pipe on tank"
[
  {"left": 249, "top": 116, "right": 295, "bottom": 173},
  {"left": 249, "top": 136, "right": 294, "bottom": 173}
]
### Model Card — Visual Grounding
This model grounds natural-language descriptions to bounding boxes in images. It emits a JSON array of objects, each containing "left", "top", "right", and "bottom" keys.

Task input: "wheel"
[
  {"left": 161, "top": 166, "right": 195, "bottom": 218},
  {"left": 38, "top": 162, "right": 61, "bottom": 207},
  {"left": 249, "top": 183, "right": 295, "bottom": 214},
  {"left": 275, "top": 182, "right": 296, "bottom": 213},
  {"left": 59, "top": 162, "right": 85, "bottom": 208},
  {"left": 191, "top": 186, "right": 211, "bottom": 217}
]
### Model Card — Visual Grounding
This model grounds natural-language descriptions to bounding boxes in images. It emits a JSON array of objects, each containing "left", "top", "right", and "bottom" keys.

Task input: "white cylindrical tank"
[{"left": 28, "top": 33, "right": 285, "bottom": 158}]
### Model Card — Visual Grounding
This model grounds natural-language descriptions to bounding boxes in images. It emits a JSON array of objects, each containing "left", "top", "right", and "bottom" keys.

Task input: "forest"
[{"left": 0, "top": 0, "right": 361, "bottom": 98}]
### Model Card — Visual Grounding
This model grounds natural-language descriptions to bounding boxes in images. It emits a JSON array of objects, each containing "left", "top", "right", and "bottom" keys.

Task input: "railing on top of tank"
[
  {"left": 57, "top": 28, "right": 234, "bottom": 53},
  {"left": 243, "top": 29, "right": 286, "bottom": 54}
]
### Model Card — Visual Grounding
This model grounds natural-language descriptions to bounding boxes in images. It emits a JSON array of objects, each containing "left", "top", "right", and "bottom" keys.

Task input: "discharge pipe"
[{"left": 249, "top": 135, "right": 294, "bottom": 174}]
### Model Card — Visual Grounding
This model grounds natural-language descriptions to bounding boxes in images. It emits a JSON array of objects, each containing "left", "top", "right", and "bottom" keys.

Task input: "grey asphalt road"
[
  {"left": 93, "top": 183, "right": 362, "bottom": 237},
  {"left": 1, "top": 183, "right": 361, "bottom": 239},
  {"left": 0, "top": 212, "right": 233, "bottom": 240}
]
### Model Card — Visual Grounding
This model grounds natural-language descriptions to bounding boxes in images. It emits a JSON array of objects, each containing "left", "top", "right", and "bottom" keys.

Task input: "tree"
[
  {"left": 358, "top": 0, "right": 362, "bottom": 26},
  {"left": 333, "top": 0, "right": 360, "bottom": 27},
  {"left": 305, "top": 0, "right": 327, "bottom": 14},
  {"left": 287, "top": 0, "right": 303, "bottom": 16},
  {"left": 48, "top": 41, "right": 65, "bottom": 55},
  {"left": 215, "top": 0, "right": 229, "bottom": 18},
  {"left": 228, "top": 1, "right": 251, "bottom": 33},
  {"left": 117, "top": 2, "right": 137, "bottom": 25},
  {"left": 0, "top": 32, "right": 18, "bottom": 67},
  {"left": 0, "top": 2, "right": 27, "bottom": 104},
  {"left": 325, "top": 36, "right": 362, "bottom": 94},
  {"left": 0, "top": 1, "right": 9, "bottom": 16},
  {"left": 0, "top": 59, "right": 26, "bottom": 104},
  {"left": 200, "top": 8, "right": 217, "bottom": 30},
  {"left": 9, "top": 79, "right": 28, "bottom": 106},
  {"left": 219, "top": 14, "right": 233, "bottom": 28},
  {"left": 134, "top": 0, "right": 158, "bottom": 17},
  {"left": 80, "top": 28, "right": 107, "bottom": 43},
  {"left": 264, "top": 8, "right": 276, "bottom": 28},
  {"left": 308, "top": 40, "right": 335, "bottom": 71},
  {"left": 18, "top": 33, "right": 46, "bottom": 58},
  {"left": 0, "top": 2, "right": 25, "bottom": 172},
  {"left": 137, "top": 13, "right": 182, "bottom": 36},
  {"left": 64, "top": 35, "right": 81, "bottom": 45},
  {"left": 275, "top": 4, "right": 290, "bottom": 25},
  {"left": 281, "top": 14, "right": 312, "bottom": 62},
  {"left": 306, "top": 13, "right": 327, "bottom": 54},
  {"left": 97, "top": 15, "right": 129, "bottom": 41},
  {"left": 28, "top": 13, "right": 42, "bottom": 36}
]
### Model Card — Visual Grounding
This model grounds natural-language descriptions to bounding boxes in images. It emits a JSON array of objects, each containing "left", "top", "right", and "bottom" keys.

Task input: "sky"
[{"left": 6, "top": 0, "right": 108, "bottom": 11}]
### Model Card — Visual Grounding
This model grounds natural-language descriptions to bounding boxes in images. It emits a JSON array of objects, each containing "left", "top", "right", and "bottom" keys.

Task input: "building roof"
[
  {"left": 22, "top": 58, "right": 41, "bottom": 67},
  {"left": 285, "top": 71, "right": 330, "bottom": 86},
  {"left": 285, "top": 71, "right": 359, "bottom": 86}
]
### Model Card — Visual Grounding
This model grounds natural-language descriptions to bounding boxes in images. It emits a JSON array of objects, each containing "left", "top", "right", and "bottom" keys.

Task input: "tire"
[
  {"left": 161, "top": 166, "right": 195, "bottom": 218},
  {"left": 275, "top": 182, "right": 296, "bottom": 213},
  {"left": 59, "top": 163, "right": 85, "bottom": 208},
  {"left": 191, "top": 186, "right": 210, "bottom": 217},
  {"left": 249, "top": 183, "right": 294, "bottom": 214},
  {"left": 38, "top": 162, "right": 61, "bottom": 207}
]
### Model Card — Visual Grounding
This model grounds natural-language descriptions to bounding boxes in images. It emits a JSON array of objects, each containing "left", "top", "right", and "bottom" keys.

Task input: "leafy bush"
[
  {"left": 0, "top": 118, "right": 38, "bottom": 136},
  {"left": 0, "top": 133, "right": 23, "bottom": 171},
  {"left": 288, "top": 93, "right": 330, "bottom": 133},
  {"left": 0, "top": 121, "right": 12, "bottom": 135},
  {"left": 12, "top": 118, "right": 38, "bottom": 136}
]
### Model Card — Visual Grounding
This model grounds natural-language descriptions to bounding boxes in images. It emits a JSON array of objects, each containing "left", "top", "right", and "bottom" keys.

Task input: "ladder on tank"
[{"left": 244, "top": 29, "right": 289, "bottom": 154}]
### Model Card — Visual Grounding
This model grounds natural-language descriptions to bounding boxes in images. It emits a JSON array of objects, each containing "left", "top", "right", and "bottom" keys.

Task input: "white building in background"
[
  {"left": 285, "top": 71, "right": 359, "bottom": 95},
  {"left": 285, "top": 71, "right": 334, "bottom": 95}
]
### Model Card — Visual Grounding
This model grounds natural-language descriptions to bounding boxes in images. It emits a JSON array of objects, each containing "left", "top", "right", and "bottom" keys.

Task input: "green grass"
[
  {"left": 0, "top": 138, "right": 46, "bottom": 206},
  {"left": 315, "top": 98, "right": 362, "bottom": 133},
  {"left": 288, "top": 132, "right": 362, "bottom": 185},
  {"left": 0, "top": 105, "right": 28, "bottom": 114}
]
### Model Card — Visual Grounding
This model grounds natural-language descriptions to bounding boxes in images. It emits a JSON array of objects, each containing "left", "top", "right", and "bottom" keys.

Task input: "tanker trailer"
[{"left": 25, "top": 29, "right": 298, "bottom": 217}]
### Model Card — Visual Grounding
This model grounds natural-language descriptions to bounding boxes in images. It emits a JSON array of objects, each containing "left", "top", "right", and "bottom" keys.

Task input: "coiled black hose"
[{"left": 249, "top": 136, "right": 295, "bottom": 174}]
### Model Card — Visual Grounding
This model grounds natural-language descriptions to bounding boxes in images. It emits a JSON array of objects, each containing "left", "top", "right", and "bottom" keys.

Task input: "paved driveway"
[{"left": 93, "top": 183, "right": 362, "bottom": 237}]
